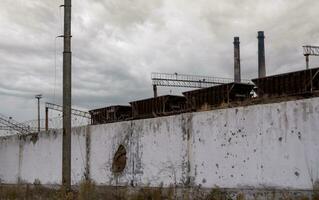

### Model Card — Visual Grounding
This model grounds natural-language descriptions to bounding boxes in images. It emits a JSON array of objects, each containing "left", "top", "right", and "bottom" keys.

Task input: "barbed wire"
[{"left": 22, "top": 115, "right": 90, "bottom": 131}]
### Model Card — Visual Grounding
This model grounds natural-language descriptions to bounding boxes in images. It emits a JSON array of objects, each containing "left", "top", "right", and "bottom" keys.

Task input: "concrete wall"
[
  {"left": 0, "top": 128, "right": 87, "bottom": 185},
  {"left": 1, "top": 97, "right": 319, "bottom": 191},
  {"left": 0, "top": 136, "right": 20, "bottom": 184},
  {"left": 192, "top": 101, "right": 319, "bottom": 189}
]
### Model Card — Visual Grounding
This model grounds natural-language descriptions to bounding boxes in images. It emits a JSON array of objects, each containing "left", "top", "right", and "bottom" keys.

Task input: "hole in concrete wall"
[{"left": 112, "top": 145, "right": 127, "bottom": 173}]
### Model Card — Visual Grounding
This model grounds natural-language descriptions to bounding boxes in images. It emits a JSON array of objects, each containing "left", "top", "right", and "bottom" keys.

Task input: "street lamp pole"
[{"left": 35, "top": 94, "right": 42, "bottom": 132}]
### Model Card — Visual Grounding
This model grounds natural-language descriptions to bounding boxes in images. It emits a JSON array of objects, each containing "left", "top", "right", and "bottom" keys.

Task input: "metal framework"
[
  {"left": 152, "top": 72, "right": 236, "bottom": 88},
  {"left": 303, "top": 45, "right": 319, "bottom": 69},
  {"left": 0, "top": 126, "right": 18, "bottom": 131},
  {"left": 45, "top": 102, "right": 91, "bottom": 119},
  {"left": 0, "top": 113, "right": 33, "bottom": 135},
  {"left": 151, "top": 72, "right": 251, "bottom": 97},
  {"left": 303, "top": 45, "right": 319, "bottom": 56}
]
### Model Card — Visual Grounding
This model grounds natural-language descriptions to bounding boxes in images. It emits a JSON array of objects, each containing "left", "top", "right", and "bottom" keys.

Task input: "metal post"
[
  {"left": 38, "top": 98, "right": 40, "bottom": 132},
  {"left": 35, "top": 94, "right": 42, "bottom": 132},
  {"left": 258, "top": 31, "right": 266, "bottom": 78},
  {"left": 153, "top": 85, "right": 158, "bottom": 98},
  {"left": 305, "top": 55, "right": 309, "bottom": 69},
  {"left": 62, "top": 0, "right": 72, "bottom": 191},
  {"left": 45, "top": 107, "right": 48, "bottom": 131},
  {"left": 233, "top": 37, "right": 241, "bottom": 82},
  {"left": 310, "top": 68, "right": 313, "bottom": 93}
]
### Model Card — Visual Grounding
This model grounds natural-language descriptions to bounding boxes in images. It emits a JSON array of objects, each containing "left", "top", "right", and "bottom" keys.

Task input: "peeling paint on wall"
[{"left": 1, "top": 97, "right": 319, "bottom": 191}]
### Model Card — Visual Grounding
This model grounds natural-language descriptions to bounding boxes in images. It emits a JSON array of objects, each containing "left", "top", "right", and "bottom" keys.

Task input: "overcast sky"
[{"left": 0, "top": 0, "right": 318, "bottom": 122}]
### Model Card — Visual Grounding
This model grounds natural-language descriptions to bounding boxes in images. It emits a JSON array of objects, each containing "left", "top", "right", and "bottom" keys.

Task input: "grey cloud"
[{"left": 0, "top": 0, "right": 318, "bottom": 121}]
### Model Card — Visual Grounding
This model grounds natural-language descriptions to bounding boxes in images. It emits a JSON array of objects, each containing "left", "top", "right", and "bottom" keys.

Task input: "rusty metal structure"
[
  {"left": 151, "top": 72, "right": 252, "bottom": 98},
  {"left": 89, "top": 105, "right": 131, "bottom": 125},
  {"left": 45, "top": 102, "right": 90, "bottom": 131},
  {"left": 130, "top": 95, "right": 187, "bottom": 119},
  {"left": 40, "top": 32, "right": 319, "bottom": 126},
  {"left": 152, "top": 72, "right": 236, "bottom": 88},
  {"left": 35, "top": 94, "right": 42, "bottom": 132},
  {"left": 183, "top": 82, "right": 254, "bottom": 111},
  {"left": 252, "top": 67, "right": 319, "bottom": 97},
  {"left": 45, "top": 102, "right": 90, "bottom": 118},
  {"left": 303, "top": 45, "right": 319, "bottom": 69},
  {"left": 76, "top": 67, "right": 319, "bottom": 126}
]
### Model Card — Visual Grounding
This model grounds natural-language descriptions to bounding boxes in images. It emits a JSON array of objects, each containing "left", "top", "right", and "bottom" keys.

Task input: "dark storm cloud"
[{"left": 0, "top": 0, "right": 319, "bottom": 121}]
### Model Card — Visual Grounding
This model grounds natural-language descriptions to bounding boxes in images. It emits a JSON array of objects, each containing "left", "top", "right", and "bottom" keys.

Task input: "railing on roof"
[
  {"left": 303, "top": 45, "right": 319, "bottom": 56},
  {"left": 151, "top": 72, "right": 251, "bottom": 88},
  {"left": 45, "top": 102, "right": 91, "bottom": 119}
]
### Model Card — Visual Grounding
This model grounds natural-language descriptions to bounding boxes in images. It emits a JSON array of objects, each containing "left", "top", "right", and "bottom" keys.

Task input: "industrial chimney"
[
  {"left": 258, "top": 31, "right": 266, "bottom": 78},
  {"left": 233, "top": 37, "right": 241, "bottom": 82}
]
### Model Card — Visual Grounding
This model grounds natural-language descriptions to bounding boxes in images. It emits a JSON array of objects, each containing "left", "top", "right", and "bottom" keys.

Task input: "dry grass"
[
  {"left": 1, "top": 184, "right": 318, "bottom": 200},
  {"left": 0, "top": 184, "right": 76, "bottom": 200},
  {"left": 78, "top": 180, "right": 98, "bottom": 200}
]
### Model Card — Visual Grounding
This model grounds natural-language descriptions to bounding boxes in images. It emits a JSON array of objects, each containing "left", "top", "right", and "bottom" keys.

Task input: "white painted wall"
[
  {"left": 131, "top": 115, "right": 188, "bottom": 187},
  {"left": 89, "top": 121, "right": 133, "bottom": 185},
  {"left": 1, "top": 97, "right": 319, "bottom": 190},
  {"left": 0, "top": 128, "right": 87, "bottom": 185},
  {"left": 0, "top": 136, "right": 20, "bottom": 183},
  {"left": 192, "top": 100, "right": 319, "bottom": 189}
]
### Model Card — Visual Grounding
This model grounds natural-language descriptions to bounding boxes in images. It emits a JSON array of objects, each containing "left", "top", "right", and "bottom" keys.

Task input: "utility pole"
[
  {"left": 35, "top": 94, "right": 42, "bottom": 132},
  {"left": 62, "top": 0, "right": 72, "bottom": 191},
  {"left": 305, "top": 54, "right": 309, "bottom": 69}
]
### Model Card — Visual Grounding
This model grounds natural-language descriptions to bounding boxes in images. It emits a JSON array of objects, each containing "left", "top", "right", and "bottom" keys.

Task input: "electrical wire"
[
  {"left": 53, "top": 4, "right": 64, "bottom": 104},
  {"left": 58, "top": 4, "right": 64, "bottom": 34},
  {"left": 53, "top": 37, "right": 57, "bottom": 103}
]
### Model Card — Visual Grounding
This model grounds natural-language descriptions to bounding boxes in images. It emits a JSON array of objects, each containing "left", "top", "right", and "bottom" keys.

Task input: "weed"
[
  {"left": 236, "top": 192, "right": 245, "bottom": 200},
  {"left": 207, "top": 187, "right": 223, "bottom": 200},
  {"left": 206, "top": 187, "right": 232, "bottom": 200},
  {"left": 131, "top": 187, "right": 163, "bottom": 200},
  {"left": 78, "top": 179, "right": 98, "bottom": 200}
]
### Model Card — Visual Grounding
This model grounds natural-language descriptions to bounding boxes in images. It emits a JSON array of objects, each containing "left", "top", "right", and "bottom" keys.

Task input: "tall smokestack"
[
  {"left": 258, "top": 31, "right": 266, "bottom": 78},
  {"left": 233, "top": 37, "right": 241, "bottom": 82}
]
